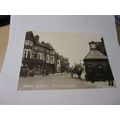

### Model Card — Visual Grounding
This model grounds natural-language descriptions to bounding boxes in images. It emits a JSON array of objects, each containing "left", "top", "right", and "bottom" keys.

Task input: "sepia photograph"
[{"left": 17, "top": 31, "right": 115, "bottom": 90}]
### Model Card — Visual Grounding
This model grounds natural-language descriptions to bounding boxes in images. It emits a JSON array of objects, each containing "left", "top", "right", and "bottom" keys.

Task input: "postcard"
[
  {"left": 17, "top": 31, "right": 115, "bottom": 90},
  {"left": 1, "top": 15, "right": 119, "bottom": 104}
]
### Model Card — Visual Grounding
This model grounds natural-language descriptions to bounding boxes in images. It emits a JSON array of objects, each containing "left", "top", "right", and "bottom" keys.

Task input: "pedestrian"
[
  {"left": 108, "top": 79, "right": 114, "bottom": 86},
  {"left": 107, "top": 66, "right": 114, "bottom": 86}
]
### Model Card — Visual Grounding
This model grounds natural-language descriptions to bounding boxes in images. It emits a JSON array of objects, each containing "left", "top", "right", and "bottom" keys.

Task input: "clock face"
[{"left": 90, "top": 43, "right": 96, "bottom": 49}]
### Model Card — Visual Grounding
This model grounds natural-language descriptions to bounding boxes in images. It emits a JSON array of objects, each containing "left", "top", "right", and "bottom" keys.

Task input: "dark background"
[
  {"left": 0, "top": 15, "right": 119, "bottom": 44},
  {"left": 0, "top": 15, "right": 10, "bottom": 27}
]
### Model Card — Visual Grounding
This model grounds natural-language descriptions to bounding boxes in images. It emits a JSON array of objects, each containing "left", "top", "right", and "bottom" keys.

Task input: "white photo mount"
[{"left": 0, "top": 15, "right": 120, "bottom": 104}]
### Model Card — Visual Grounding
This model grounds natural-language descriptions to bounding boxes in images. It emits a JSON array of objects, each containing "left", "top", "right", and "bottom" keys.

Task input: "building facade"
[
  {"left": 83, "top": 38, "right": 114, "bottom": 82},
  {"left": 20, "top": 31, "right": 69, "bottom": 76}
]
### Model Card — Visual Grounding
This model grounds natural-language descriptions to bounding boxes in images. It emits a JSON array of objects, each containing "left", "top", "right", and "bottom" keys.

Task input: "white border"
[
  {"left": 0, "top": 15, "right": 120, "bottom": 104},
  {"left": 0, "top": 106, "right": 119, "bottom": 120},
  {"left": 1, "top": 0, "right": 120, "bottom": 14}
]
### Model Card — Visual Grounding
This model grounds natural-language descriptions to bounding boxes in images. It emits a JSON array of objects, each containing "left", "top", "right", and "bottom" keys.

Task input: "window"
[
  {"left": 42, "top": 53, "right": 45, "bottom": 60},
  {"left": 23, "top": 49, "right": 32, "bottom": 58},
  {"left": 27, "top": 51, "right": 31, "bottom": 58},
  {"left": 37, "top": 53, "right": 44, "bottom": 60},
  {"left": 37, "top": 53, "right": 40, "bottom": 59},
  {"left": 50, "top": 56, "right": 54, "bottom": 64},
  {"left": 34, "top": 53, "right": 38, "bottom": 59},
  {"left": 25, "top": 40, "right": 33, "bottom": 46},
  {"left": 24, "top": 50, "right": 27, "bottom": 58},
  {"left": 40, "top": 53, "right": 42, "bottom": 60},
  {"left": 30, "top": 41, "right": 33, "bottom": 46},
  {"left": 46, "top": 54, "right": 49, "bottom": 63},
  {"left": 57, "top": 60, "right": 60, "bottom": 65}
]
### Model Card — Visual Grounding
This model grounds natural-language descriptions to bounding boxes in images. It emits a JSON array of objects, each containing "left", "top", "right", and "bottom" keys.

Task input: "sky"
[{"left": 33, "top": 31, "right": 102, "bottom": 67}]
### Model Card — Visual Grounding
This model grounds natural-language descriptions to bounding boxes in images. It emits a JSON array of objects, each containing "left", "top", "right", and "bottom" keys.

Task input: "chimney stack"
[{"left": 35, "top": 35, "right": 39, "bottom": 43}]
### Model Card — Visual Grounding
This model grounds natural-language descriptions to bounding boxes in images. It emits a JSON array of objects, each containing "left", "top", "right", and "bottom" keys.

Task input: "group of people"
[
  {"left": 71, "top": 62, "right": 114, "bottom": 86},
  {"left": 71, "top": 63, "right": 84, "bottom": 79}
]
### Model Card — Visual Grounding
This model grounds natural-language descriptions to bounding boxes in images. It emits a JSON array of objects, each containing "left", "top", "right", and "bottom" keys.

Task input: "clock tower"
[{"left": 89, "top": 41, "right": 97, "bottom": 50}]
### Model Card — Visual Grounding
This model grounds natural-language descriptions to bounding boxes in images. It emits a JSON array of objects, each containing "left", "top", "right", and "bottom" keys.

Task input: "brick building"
[
  {"left": 20, "top": 31, "right": 69, "bottom": 76},
  {"left": 83, "top": 38, "right": 114, "bottom": 82}
]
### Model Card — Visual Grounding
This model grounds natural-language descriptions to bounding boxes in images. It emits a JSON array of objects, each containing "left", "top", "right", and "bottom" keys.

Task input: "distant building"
[
  {"left": 61, "top": 57, "right": 70, "bottom": 72},
  {"left": 56, "top": 54, "right": 61, "bottom": 73},
  {"left": 83, "top": 38, "right": 114, "bottom": 82},
  {"left": 20, "top": 31, "right": 69, "bottom": 76}
]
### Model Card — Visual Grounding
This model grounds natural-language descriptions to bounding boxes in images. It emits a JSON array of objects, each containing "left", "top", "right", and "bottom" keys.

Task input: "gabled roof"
[
  {"left": 84, "top": 50, "right": 108, "bottom": 61},
  {"left": 45, "top": 43, "right": 54, "bottom": 50},
  {"left": 41, "top": 42, "right": 54, "bottom": 50}
]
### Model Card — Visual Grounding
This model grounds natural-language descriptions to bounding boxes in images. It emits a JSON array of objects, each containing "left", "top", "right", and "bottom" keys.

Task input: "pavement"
[{"left": 18, "top": 73, "right": 116, "bottom": 90}]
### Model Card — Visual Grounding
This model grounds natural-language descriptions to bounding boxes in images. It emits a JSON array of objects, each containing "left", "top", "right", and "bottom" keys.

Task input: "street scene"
[
  {"left": 18, "top": 73, "right": 115, "bottom": 90},
  {"left": 18, "top": 31, "right": 115, "bottom": 90}
]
